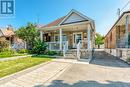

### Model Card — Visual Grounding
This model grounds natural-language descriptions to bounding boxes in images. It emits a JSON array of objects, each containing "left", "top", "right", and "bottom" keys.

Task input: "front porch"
[{"left": 40, "top": 23, "right": 94, "bottom": 51}]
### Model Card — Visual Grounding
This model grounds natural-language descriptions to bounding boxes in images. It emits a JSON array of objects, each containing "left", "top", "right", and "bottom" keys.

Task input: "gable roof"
[
  {"left": 43, "top": 16, "right": 65, "bottom": 27},
  {"left": 105, "top": 10, "right": 130, "bottom": 38},
  {"left": 43, "top": 9, "right": 93, "bottom": 28},
  {"left": 0, "top": 26, "right": 15, "bottom": 37}
]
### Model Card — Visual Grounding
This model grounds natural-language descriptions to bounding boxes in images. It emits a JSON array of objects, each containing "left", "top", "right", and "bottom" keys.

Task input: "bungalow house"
[
  {"left": 39, "top": 9, "right": 95, "bottom": 59},
  {"left": 0, "top": 26, "right": 26, "bottom": 50},
  {"left": 105, "top": 10, "right": 130, "bottom": 61}
]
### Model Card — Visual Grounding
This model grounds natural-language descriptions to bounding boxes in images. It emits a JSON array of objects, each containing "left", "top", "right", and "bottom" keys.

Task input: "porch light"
[{"left": 48, "top": 33, "right": 51, "bottom": 36}]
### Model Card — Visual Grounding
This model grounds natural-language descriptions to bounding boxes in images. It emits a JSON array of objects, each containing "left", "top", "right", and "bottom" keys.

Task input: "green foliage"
[
  {"left": 32, "top": 39, "right": 47, "bottom": 55},
  {"left": 95, "top": 33, "right": 104, "bottom": 48},
  {"left": 18, "top": 49, "right": 28, "bottom": 54},
  {"left": 0, "top": 38, "right": 9, "bottom": 50},
  {"left": 127, "top": 58, "right": 130, "bottom": 62},
  {"left": 15, "top": 23, "right": 40, "bottom": 49},
  {"left": 0, "top": 49, "right": 16, "bottom": 58},
  {"left": 46, "top": 50, "right": 58, "bottom": 55},
  {"left": 45, "top": 50, "right": 62, "bottom": 56}
]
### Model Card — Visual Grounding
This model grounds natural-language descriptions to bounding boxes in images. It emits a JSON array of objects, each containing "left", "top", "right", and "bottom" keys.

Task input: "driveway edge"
[{"left": 0, "top": 61, "right": 51, "bottom": 84}]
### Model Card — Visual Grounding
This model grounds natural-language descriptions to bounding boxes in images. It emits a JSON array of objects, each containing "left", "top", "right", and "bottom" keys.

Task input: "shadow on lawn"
[{"left": 34, "top": 80, "right": 130, "bottom": 87}]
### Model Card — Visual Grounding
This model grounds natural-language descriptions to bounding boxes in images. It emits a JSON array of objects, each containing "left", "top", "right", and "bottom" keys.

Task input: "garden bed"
[{"left": 0, "top": 56, "right": 52, "bottom": 78}]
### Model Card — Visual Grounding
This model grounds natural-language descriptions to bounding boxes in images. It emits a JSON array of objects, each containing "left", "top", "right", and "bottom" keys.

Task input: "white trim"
[
  {"left": 59, "top": 9, "right": 93, "bottom": 25},
  {"left": 73, "top": 32, "right": 83, "bottom": 48},
  {"left": 60, "top": 28, "right": 62, "bottom": 50},
  {"left": 54, "top": 34, "right": 67, "bottom": 42}
]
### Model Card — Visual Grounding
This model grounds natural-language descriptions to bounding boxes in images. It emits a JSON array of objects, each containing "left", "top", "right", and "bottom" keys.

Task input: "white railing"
[
  {"left": 77, "top": 42, "right": 81, "bottom": 60},
  {"left": 63, "top": 41, "right": 68, "bottom": 57},
  {"left": 47, "top": 41, "right": 68, "bottom": 51}
]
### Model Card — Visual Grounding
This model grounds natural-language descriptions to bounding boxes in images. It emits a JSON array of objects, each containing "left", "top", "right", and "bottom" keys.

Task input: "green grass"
[
  {"left": 0, "top": 56, "right": 52, "bottom": 78},
  {"left": 0, "top": 53, "right": 27, "bottom": 58}
]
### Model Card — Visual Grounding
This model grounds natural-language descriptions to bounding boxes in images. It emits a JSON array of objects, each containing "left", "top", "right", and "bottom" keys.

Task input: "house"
[
  {"left": 104, "top": 10, "right": 130, "bottom": 61},
  {"left": 0, "top": 26, "right": 26, "bottom": 50},
  {"left": 39, "top": 9, "right": 95, "bottom": 53},
  {"left": 0, "top": 26, "right": 15, "bottom": 45}
]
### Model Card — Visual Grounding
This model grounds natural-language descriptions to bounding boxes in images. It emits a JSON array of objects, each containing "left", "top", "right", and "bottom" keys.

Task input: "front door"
[{"left": 73, "top": 33, "right": 82, "bottom": 48}]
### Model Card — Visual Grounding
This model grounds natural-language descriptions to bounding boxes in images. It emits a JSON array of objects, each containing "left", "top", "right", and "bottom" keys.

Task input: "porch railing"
[
  {"left": 47, "top": 41, "right": 68, "bottom": 51},
  {"left": 77, "top": 42, "right": 81, "bottom": 60},
  {"left": 63, "top": 41, "right": 69, "bottom": 57}
]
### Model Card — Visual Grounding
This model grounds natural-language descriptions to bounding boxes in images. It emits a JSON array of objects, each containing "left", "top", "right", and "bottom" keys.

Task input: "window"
[
  {"left": 55, "top": 36, "right": 59, "bottom": 42},
  {"left": 62, "top": 35, "right": 67, "bottom": 41}
]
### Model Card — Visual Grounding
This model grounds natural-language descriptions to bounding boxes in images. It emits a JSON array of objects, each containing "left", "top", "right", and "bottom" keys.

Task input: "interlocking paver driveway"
[{"left": 44, "top": 52, "right": 130, "bottom": 87}]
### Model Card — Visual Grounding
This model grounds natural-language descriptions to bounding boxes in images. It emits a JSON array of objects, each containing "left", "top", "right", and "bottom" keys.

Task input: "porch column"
[
  {"left": 87, "top": 24, "right": 91, "bottom": 50},
  {"left": 60, "top": 28, "right": 62, "bottom": 50},
  {"left": 40, "top": 31, "right": 43, "bottom": 42},
  {"left": 125, "top": 15, "right": 129, "bottom": 48}
]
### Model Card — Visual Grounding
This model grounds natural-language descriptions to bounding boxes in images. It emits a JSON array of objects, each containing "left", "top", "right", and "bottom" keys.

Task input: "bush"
[
  {"left": 127, "top": 58, "right": 130, "bottom": 62},
  {"left": 0, "top": 49, "right": 16, "bottom": 58},
  {"left": 31, "top": 39, "right": 47, "bottom": 54},
  {"left": 46, "top": 50, "right": 58, "bottom": 55},
  {"left": 18, "top": 49, "right": 28, "bottom": 54}
]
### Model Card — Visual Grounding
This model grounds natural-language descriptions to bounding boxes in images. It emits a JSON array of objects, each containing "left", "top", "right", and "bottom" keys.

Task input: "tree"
[
  {"left": 95, "top": 33, "right": 104, "bottom": 49},
  {"left": 0, "top": 38, "right": 9, "bottom": 51},
  {"left": 15, "top": 23, "right": 39, "bottom": 50}
]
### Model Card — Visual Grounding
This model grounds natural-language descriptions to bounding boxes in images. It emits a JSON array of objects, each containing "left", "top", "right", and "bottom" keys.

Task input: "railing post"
[
  {"left": 59, "top": 28, "right": 62, "bottom": 51},
  {"left": 77, "top": 42, "right": 80, "bottom": 60},
  {"left": 63, "top": 43, "right": 66, "bottom": 57}
]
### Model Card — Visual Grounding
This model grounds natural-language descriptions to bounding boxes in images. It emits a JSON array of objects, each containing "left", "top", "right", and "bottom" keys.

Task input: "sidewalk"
[
  {"left": 0, "top": 61, "right": 71, "bottom": 87},
  {"left": 0, "top": 55, "right": 32, "bottom": 62}
]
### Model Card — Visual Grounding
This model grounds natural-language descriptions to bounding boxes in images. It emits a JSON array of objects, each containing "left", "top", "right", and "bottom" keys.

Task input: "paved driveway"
[{"left": 43, "top": 52, "right": 130, "bottom": 87}]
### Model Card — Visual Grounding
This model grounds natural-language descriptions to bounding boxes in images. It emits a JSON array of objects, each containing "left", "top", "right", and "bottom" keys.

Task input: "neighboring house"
[
  {"left": 39, "top": 9, "right": 95, "bottom": 53},
  {"left": 0, "top": 26, "right": 26, "bottom": 50},
  {"left": 0, "top": 26, "right": 15, "bottom": 45},
  {"left": 104, "top": 10, "right": 130, "bottom": 61}
]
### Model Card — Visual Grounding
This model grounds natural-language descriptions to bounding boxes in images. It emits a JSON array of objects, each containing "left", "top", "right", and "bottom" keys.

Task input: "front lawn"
[{"left": 0, "top": 56, "right": 52, "bottom": 78}]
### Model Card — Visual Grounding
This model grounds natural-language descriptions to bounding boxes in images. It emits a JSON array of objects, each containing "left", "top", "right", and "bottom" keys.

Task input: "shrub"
[
  {"left": 46, "top": 50, "right": 58, "bottom": 56},
  {"left": 127, "top": 58, "right": 130, "bottom": 62},
  {"left": 0, "top": 49, "right": 16, "bottom": 58},
  {"left": 32, "top": 39, "right": 47, "bottom": 54},
  {"left": 18, "top": 49, "right": 28, "bottom": 54}
]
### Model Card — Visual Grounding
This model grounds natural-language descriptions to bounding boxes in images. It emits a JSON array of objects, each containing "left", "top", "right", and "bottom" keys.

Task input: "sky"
[{"left": 0, "top": 0, "right": 130, "bottom": 35}]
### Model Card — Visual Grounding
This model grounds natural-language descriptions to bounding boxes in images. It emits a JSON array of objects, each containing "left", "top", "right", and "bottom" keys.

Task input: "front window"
[
  {"left": 55, "top": 36, "right": 59, "bottom": 42},
  {"left": 54, "top": 35, "right": 67, "bottom": 42}
]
